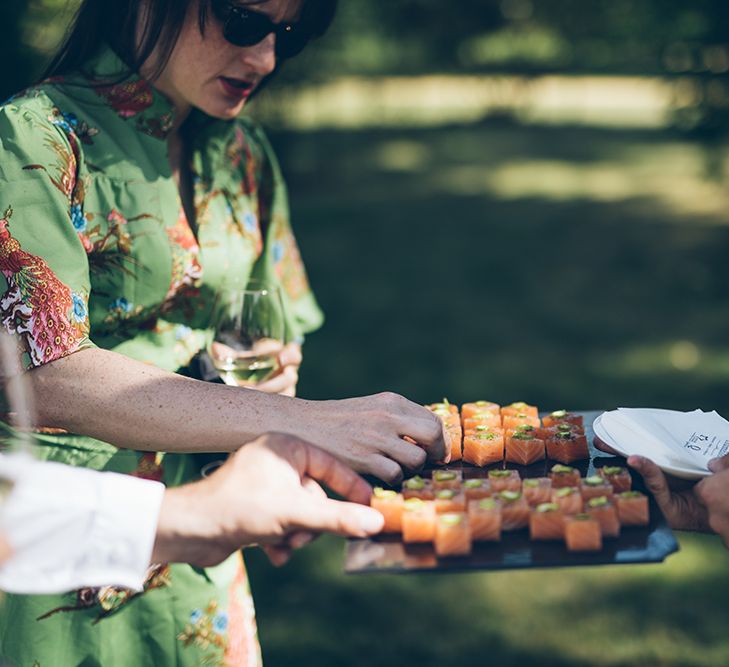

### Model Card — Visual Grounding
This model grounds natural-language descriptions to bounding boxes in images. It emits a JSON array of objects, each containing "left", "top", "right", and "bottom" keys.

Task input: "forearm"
[{"left": 27, "top": 347, "right": 310, "bottom": 453}]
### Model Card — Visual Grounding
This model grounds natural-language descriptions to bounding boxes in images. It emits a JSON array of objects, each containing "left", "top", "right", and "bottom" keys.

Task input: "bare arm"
[{"left": 27, "top": 348, "right": 445, "bottom": 483}]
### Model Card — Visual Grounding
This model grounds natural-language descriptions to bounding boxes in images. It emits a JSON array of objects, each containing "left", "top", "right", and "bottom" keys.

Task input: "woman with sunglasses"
[{"left": 0, "top": 1, "right": 445, "bottom": 665}]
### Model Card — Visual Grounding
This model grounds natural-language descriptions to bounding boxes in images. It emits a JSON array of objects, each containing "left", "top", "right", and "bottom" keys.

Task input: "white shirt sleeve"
[{"left": 0, "top": 453, "right": 165, "bottom": 594}]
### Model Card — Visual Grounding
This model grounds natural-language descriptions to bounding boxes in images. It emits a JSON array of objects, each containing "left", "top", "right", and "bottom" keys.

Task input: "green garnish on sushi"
[
  {"left": 476, "top": 432, "right": 497, "bottom": 440},
  {"left": 499, "top": 490, "right": 522, "bottom": 502},
  {"left": 516, "top": 424, "right": 536, "bottom": 433},
  {"left": 602, "top": 466, "right": 625, "bottom": 476},
  {"left": 512, "top": 431, "right": 536, "bottom": 440},
  {"left": 434, "top": 471, "right": 457, "bottom": 482},
  {"left": 436, "top": 489, "right": 456, "bottom": 500},
  {"left": 536, "top": 502, "right": 559, "bottom": 513},
  {"left": 404, "top": 476, "right": 425, "bottom": 490},
  {"left": 551, "top": 410, "right": 567, "bottom": 418},
  {"left": 489, "top": 470, "right": 514, "bottom": 479},
  {"left": 588, "top": 496, "right": 610, "bottom": 508},
  {"left": 374, "top": 487, "right": 397, "bottom": 499},
  {"left": 440, "top": 513, "right": 463, "bottom": 526},
  {"left": 557, "top": 423, "right": 572, "bottom": 432},
  {"left": 510, "top": 402, "right": 527, "bottom": 409},
  {"left": 618, "top": 491, "right": 643, "bottom": 499},
  {"left": 476, "top": 401, "right": 490, "bottom": 406},
  {"left": 555, "top": 487, "right": 576, "bottom": 498},
  {"left": 464, "top": 479, "right": 485, "bottom": 489},
  {"left": 478, "top": 498, "right": 497, "bottom": 510},
  {"left": 584, "top": 475, "right": 604, "bottom": 486},
  {"left": 551, "top": 464, "right": 575, "bottom": 474},
  {"left": 523, "top": 479, "right": 540, "bottom": 488},
  {"left": 573, "top": 513, "right": 592, "bottom": 521},
  {"left": 404, "top": 498, "right": 425, "bottom": 510},
  {"left": 475, "top": 425, "right": 493, "bottom": 432}
]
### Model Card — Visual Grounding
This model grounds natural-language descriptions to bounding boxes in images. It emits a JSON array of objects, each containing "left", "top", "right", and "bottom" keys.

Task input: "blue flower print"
[
  {"left": 212, "top": 612, "right": 228, "bottom": 635},
  {"left": 108, "top": 297, "right": 133, "bottom": 314},
  {"left": 189, "top": 608, "right": 203, "bottom": 625},
  {"left": 174, "top": 325, "right": 192, "bottom": 341},
  {"left": 243, "top": 211, "right": 257, "bottom": 234},
  {"left": 71, "top": 293, "right": 87, "bottom": 323},
  {"left": 272, "top": 240, "right": 284, "bottom": 264},
  {"left": 70, "top": 203, "right": 87, "bottom": 232}
]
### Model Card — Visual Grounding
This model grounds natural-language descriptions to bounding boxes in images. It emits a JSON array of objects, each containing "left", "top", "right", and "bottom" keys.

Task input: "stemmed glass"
[{"left": 207, "top": 280, "right": 286, "bottom": 387}]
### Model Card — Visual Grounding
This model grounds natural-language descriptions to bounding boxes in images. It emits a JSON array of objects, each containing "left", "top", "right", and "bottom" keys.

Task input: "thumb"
[
  {"left": 291, "top": 497, "right": 384, "bottom": 538},
  {"left": 708, "top": 453, "right": 729, "bottom": 473},
  {"left": 627, "top": 455, "right": 671, "bottom": 510}
]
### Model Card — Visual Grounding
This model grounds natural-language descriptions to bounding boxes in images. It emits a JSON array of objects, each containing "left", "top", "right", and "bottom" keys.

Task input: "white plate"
[{"left": 592, "top": 413, "right": 711, "bottom": 481}]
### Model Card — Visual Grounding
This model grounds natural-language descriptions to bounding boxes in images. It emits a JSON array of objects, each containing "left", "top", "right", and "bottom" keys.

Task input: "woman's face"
[{"left": 149, "top": 0, "right": 302, "bottom": 121}]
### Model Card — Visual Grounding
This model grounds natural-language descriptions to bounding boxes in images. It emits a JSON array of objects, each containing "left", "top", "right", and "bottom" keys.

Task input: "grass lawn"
[{"left": 246, "top": 118, "right": 729, "bottom": 666}]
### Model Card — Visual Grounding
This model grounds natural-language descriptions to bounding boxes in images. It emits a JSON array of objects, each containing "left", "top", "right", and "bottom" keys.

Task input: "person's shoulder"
[{"left": 0, "top": 84, "right": 61, "bottom": 132}]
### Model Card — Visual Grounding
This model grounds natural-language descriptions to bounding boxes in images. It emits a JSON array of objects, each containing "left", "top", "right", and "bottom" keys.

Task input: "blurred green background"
[{"left": 6, "top": 1, "right": 729, "bottom": 666}]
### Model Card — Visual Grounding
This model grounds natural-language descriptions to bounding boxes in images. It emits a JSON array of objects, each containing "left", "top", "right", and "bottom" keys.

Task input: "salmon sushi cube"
[
  {"left": 468, "top": 498, "right": 502, "bottom": 541},
  {"left": 463, "top": 431, "right": 505, "bottom": 466},
  {"left": 529, "top": 502, "right": 565, "bottom": 541},
  {"left": 564, "top": 513, "right": 603, "bottom": 552},
  {"left": 598, "top": 466, "right": 632, "bottom": 493},
  {"left": 498, "top": 490, "right": 530, "bottom": 530},
  {"left": 445, "top": 423, "right": 462, "bottom": 461},
  {"left": 586, "top": 496, "right": 620, "bottom": 537},
  {"left": 551, "top": 486, "right": 582, "bottom": 515},
  {"left": 463, "top": 478, "right": 492, "bottom": 500},
  {"left": 580, "top": 475, "right": 614, "bottom": 502},
  {"left": 427, "top": 400, "right": 459, "bottom": 415},
  {"left": 463, "top": 413, "right": 502, "bottom": 430},
  {"left": 522, "top": 477, "right": 552, "bottom": 506},
  {"left": 503, "top": 414, "right": 541, "bottom": 431},
  {"left": 402, "top": 498, "right": 437, "bottom": 543},
  {"left": 370, "top": 488, "right": 404, "bottom": 533},
  {"left": 501, "top": 402, "right": 539, "bottom": 419},
  {"left": 615, "top": 491, "right": 650, "bottom": 526},
  {"left": 542, "top": 410, "right": 584, "bottom": 429},
  {"left": 402, "top": 475, "right": 435, "bottom": 500},
  {"left": 432, "top": 469, "right": 463, "bottom": 490},
  {"left": 435, "top": 512, "right": 472, "bottom": 556},
  {"left": 549, "top": 464, "right": 581, "bottom": 489},
  {"left": 462, "top": 401, "right": 501, "bottom": 420},
  {"left": 505, "top": 423, "right": 539, "bottom": 438},
  {"left": 538, "top": 422, "right": 585, "bottom": 441},
  {"left": 488, "top": 469, "right": 521, "bottom": 492},
  {"left": 505, "top": 433, "right": 545, "bottom": 466},
  {"left": 434, "top": 489, "right": 467, "bottom": 513},
  {"left": 545, "top": 431, "right": 589, "bottom": 464}
]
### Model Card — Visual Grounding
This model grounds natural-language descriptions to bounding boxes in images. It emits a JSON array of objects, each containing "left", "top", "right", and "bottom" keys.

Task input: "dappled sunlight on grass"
[{"left": 248, "top": 533, "right": 729, "bottom": 667}]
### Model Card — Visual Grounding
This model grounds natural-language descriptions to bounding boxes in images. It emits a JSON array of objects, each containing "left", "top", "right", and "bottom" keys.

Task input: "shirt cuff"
[{"left": 0, "top": 454, "right": 166, "bottom": 594}]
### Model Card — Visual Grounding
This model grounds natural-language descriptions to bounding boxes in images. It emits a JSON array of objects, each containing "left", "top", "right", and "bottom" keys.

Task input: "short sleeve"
[
  {"left": 0, "top": 99, "right": 95, "bottom": 369},
  {"left": 245, "top": 121, "right": 325, "bottom": 341}
]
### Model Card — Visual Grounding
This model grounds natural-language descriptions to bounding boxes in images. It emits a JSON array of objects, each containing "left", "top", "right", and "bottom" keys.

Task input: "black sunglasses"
[{"left": 210, "top": 2, "right": 311, "bottom": 60}]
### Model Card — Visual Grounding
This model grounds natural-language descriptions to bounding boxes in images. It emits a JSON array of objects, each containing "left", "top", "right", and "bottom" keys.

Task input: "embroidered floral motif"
[
  {"left": 37, "top": 564, "right": 171, "bottom": 623},
  {"left": 0, "top": 206, "right": 90, "bottom": 367},
  {"left": 165, "top": 209, "right": 203, "bottom": 302},
  {"left": 132, "top": 452, "right": 165, "bottom": 482},
  {"left": 49, "top": 107, "right": 99, "bottom": 146},
  {"left": 177, "top": 600, "right": 229, "bottom": 666},
  {"left": 272, "top": 218, "right": 311, "bottom": 302},
  {"left": 223, "top": 555, "right": 262, "bottom": 667},
  {"left": 94, "top": 79, "right": 154, "bottom": 119}
]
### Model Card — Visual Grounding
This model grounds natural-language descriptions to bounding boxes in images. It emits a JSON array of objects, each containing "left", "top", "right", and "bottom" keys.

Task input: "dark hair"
[{"left": 44, "top": 0, "right": 337, "bottom": 82}]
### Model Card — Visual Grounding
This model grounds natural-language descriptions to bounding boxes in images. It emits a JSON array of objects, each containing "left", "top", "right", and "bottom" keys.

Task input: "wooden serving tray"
[{"left": 344, "top": 411, "right": 679, "bottom": 574}]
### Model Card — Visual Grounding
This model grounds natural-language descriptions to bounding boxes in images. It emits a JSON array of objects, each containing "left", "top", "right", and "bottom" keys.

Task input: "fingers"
[
  {"left": 254, "top": 366, "right": 299, "bottom": 395},
  {"left": 627, "top": 455, "right": 673, "bottom": 512},
  {"left": 263, "top": 544, "right": 292, "bottom": 567},
  {"left": 278, "top": 342, "right": 302, "bottom": 369},
  {"left": 397, "top": 412, "right": 447, "bottom": 463},
  {"left": 593, "top": 435, "right": 622, "bottom": 456},
  {"left": 708, "top": 453, "right": 729, "bottom": 473},
  {"left": 289, "top": 496, "right": 384, "bottom": 538},
  {"left": 301, "top": 442, "right": 374, "bottom": 504},
  {"left": 367, "top": 455, "right": 404, "bottom": 486},
  {"left": 0, "top": 535, "right": 11, "bottom": 566},
  {"left": 379, "top": 438, "right": 427, "bottom": 472}
]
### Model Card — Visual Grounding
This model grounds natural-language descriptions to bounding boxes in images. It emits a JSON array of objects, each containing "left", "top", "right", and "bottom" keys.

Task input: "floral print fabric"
[{"left": 0, "top": 46, "right": 322, "bottom": 666}]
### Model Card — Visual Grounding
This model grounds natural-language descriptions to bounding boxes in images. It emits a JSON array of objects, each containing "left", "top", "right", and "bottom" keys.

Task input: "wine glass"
[{"left": 207, "top": 280, "right": 286, "bottom": 387}]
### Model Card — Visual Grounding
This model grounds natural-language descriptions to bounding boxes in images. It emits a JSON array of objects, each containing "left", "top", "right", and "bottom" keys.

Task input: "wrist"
[{"left": 151, "top": 485, "right": 226, "bottom": 567}]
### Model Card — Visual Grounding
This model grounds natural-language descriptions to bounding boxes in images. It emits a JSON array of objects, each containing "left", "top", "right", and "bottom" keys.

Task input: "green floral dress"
[{"left": 0, "top": 46, "right": 323, "bottom": 667}]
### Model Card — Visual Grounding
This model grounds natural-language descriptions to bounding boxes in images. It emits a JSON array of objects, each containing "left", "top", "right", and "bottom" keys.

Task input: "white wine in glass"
[{"left": 208, "top": 281, "right": 285, "bottom": 387}]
